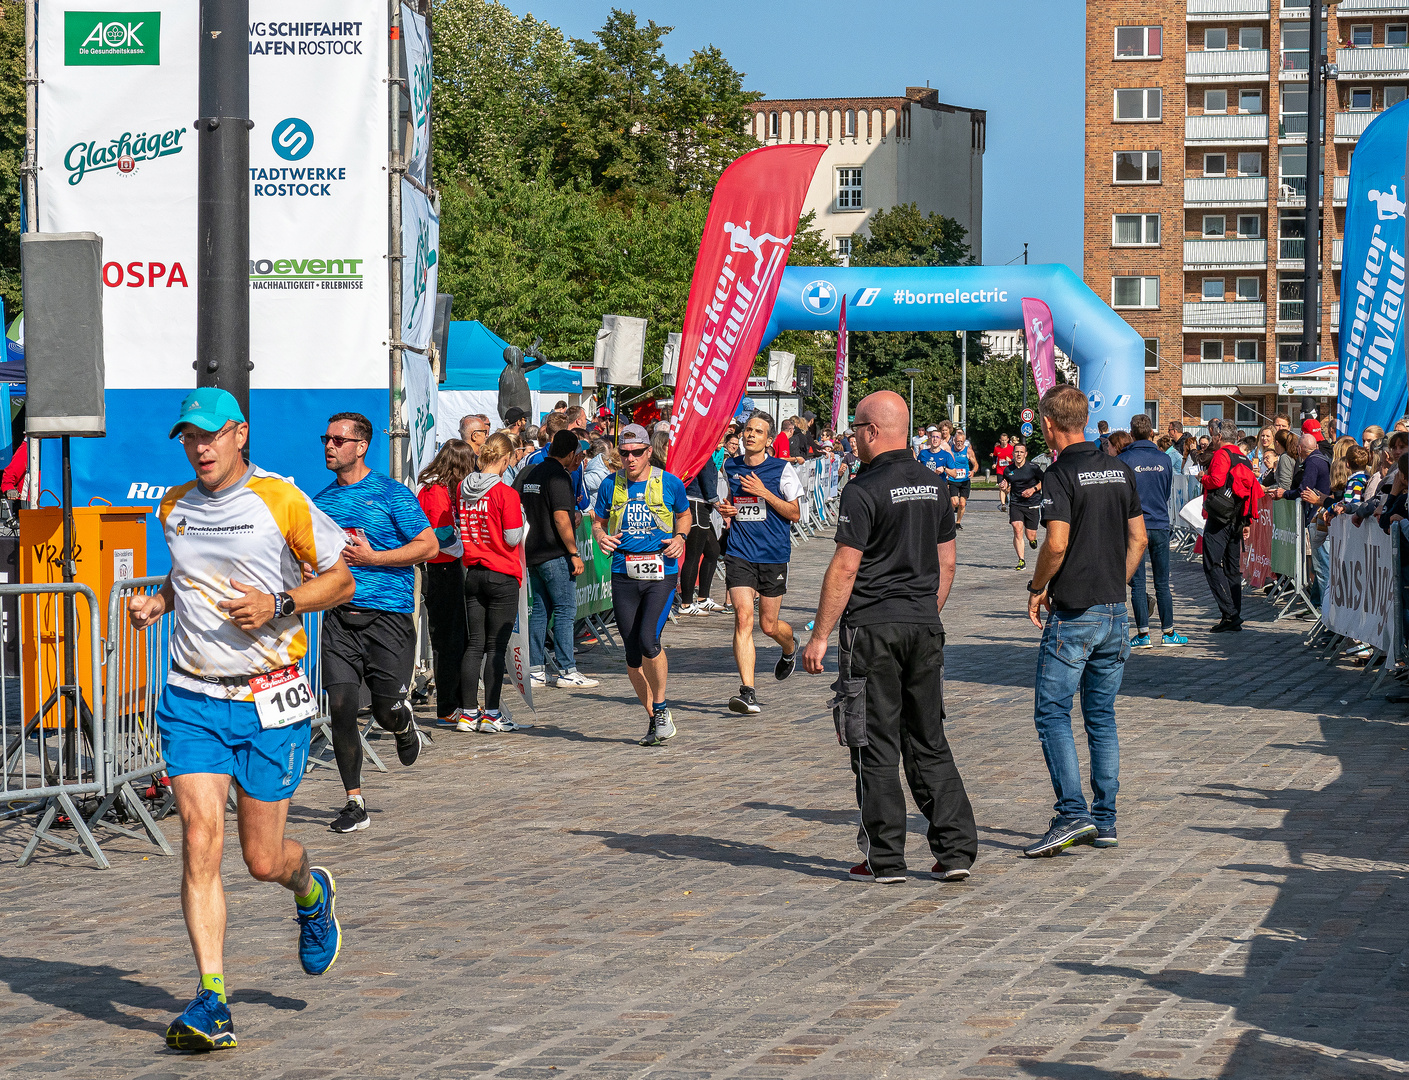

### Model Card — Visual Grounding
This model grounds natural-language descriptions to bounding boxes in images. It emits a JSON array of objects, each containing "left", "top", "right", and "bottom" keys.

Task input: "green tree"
[{"left": 0, "top": 5, "right": 25, "bottom": 314}]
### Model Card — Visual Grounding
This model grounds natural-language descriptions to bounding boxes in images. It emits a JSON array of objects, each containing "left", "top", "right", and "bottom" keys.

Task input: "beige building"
[{"left": 746, "top": 87, "right": 986, "bottom": 262}]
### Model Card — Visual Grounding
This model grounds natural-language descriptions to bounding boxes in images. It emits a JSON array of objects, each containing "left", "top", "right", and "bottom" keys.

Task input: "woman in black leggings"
[{"left": 680, "top": 455, "right": 722, "bottom": 613}]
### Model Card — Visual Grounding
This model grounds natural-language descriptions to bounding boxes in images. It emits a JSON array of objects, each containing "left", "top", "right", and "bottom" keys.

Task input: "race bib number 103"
[{"left": 250, "top": 665, "right": 318, "bottom": 730}]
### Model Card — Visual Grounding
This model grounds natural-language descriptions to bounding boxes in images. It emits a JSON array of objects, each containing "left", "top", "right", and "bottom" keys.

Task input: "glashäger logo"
[{"left": 65, "top": 11, "right": 161, "bottom": 66}]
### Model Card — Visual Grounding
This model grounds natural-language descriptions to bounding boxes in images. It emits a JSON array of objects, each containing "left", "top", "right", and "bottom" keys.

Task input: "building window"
[
  {"left": 836, "top": 167, "right": 863, "bottom": 209},
  {"left": 1282, "top": 22, "right": 1310, "bottom": 72},
  {"left": 1112, "top": 276, "right": 1159, "bottom": 308},
  {"left": 1351, "top": 24, "right": 1373, "bottom": 47},
  {"left": 768, "top": 111, "right": 779, "bottom": 138},
  {"left": 1240, "top": 90, "right": 1263, "bottom": 114},
  {"left": 1203, "top": 214, "right": 1227, "bottom": 237},
  {"left": 1350, "top": 86, "right": 1373, "bottom": 111},
  {"left": 1236, "top": 276, "right": 1261, "bottom": 300},
  {"left": 844, "top": 109, "right": 856, "bottom": 138},
  {"left": 1279, "top": 208, "right": 1306, "bottom": 260},
  {"left": 1278, "top": 336, "right": 1308, "bottom": 364},
  {"left": 1115, "top": 26, "right": 1162, "bottom": 58},
  {"left": 1390, "top": 24, "right": 1409, "bottom": 46},
  {"left": 1237, "top": 214, "right": 1261, "bottom": 238},
  {"left": 1203, "top": 278, "right": 1226, "bottom": 301},
  {"left": 1388, "top": 85, "right": 1408, "bottom": 108},
  {"left": 1205, "top": 27, "right": 1228, "bottom": 50},
  {"left": 1239, "top": 26, "right": 1263, "bottom": 50},
  {"left": 835, "top": 236, "right": 853, "bottom": 258},
  {"left": 1235, "top": 400, "right": 1260, "bottom": 425},
  {"left": 1202, "top": 401, "right": 1226, "bottom": 423},
  {"left": 1281, "top": 87, "right": 1308, "bottom": 135},
  {"left": 1113, "top": 213, "right": 1160, "bottom": 245},
  {"left": 1238, "top": 152, "right": 1262, "bottom": 177},
  {"left": 1144, "top": 338, "right": 1160, "bottom": 371},
  {"left": 1205, "top": 88, "right": 1228, "bottom": 113},
  {"left": 1144, "top": 400, "right": 1160, "bottom": 429},
  {"left": 1278, "top": 273, "right": 1305, "bottom": 321},
  {"left": 1279, "top": 146, "right": 1307, "bottom": 198},
  {"left": 1115, "top": 88, "right": 1162, "bottom": 121},
  {"left": 1234, "top": 340, "right": 1259, "bottom": 362},
  {"left": 1202, "top": 340, "right": 1226, "bottom": 361},
  {"left": 1205, "top": 153, "right": 1227, "bottom": 176},
  {"left": 1114, "top": 150, "right": 1161, "bottom": 182}
]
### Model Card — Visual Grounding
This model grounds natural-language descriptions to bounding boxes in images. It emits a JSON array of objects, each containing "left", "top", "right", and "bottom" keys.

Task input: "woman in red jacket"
[
  {"left": 416, "top": 439, "right": 475, "bottom": 726},
  {"left": 457, "top": 432, "right": 529, "bottom": 732}
]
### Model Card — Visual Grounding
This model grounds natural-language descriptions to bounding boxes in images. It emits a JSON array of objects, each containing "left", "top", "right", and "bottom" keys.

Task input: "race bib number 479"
[
  {"left": 734, "top": 496, "right": 766, "bottom": 522},
  {"left": 249, "top": 665, "right": 318, "bottom": 730}
]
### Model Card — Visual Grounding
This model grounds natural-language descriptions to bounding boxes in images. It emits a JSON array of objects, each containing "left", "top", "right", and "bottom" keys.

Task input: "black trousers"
[
  {"left": 1202, "top": 517, "right": 1243, "bottom": 621},
  {"left": 422, "top": 560, "right": 466, "bottom": 718},
  {"left": 680, "top": 503, "right": 721, "bottom": 603},
  {"left": 462, "top": 564, "right": 519, "bottom": 711},
  {"left": 837, "top": 621, "right": 977, "bottom": 877}
]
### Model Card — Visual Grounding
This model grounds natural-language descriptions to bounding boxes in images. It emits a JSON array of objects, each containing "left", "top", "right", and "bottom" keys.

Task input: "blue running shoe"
[
  {"left": 166, "top": 989, "right": 236, "bottom": 1052},
  {"left": 1130, "top": 633, "right": 1152, "bottom": 649},
  {"left": 1092, "top": 825, "right": 1118, "bottom": 848},
  {"left": 1023, "top": 817, "right": 1097, "bottom": 858},
  {"left": 297, "top": 866, "right": 342, "bottom": 975},
  {"left": 1161, "top": 631, "right": 1188, "bottom": 647}
]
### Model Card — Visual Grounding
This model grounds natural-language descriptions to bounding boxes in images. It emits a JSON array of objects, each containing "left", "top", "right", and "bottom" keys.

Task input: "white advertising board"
[{"left": 1325, "top": 514, "right": 1395, "bottom": 654}]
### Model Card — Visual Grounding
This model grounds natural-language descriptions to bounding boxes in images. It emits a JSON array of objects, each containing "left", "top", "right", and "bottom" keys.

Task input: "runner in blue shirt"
[
  {"left": 312, "top": 412, "right": 438, "bottom": 834},
  {"left": 718, "top": 412, "right": 803, "bottom": 716},
  {"left": 946, "top": 429, "right": 979, "bottom": 530},
  {"left": 917, "top": 426, "right": 950, "bottom": 475}
]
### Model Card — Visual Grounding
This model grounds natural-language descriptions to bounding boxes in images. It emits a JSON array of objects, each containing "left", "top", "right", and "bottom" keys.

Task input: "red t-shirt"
[
  {"left": 458, "top": 479, "right": 524, "bottom": 583},
  {"left": 772, "top": 432, "right": 791, "bottom": 458},
  {"left": 416, "top": 483, "right": 458, "bottom": 564},
  {"left": 994, "top": 444, "right": 1014, "bottom": 471}
]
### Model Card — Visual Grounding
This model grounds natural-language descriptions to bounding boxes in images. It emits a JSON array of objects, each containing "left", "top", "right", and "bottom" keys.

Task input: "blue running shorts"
[{"left": 156, "top": 684, "right": 310, "bottom": 802}]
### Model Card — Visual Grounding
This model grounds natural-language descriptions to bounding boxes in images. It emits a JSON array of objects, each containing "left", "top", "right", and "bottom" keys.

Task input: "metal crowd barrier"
[
  {"left": 791, "top": 457, "right": 841, "bottom": 545},
  {"left": 1, "top": 583, "right": 109, "bottom": 868}
]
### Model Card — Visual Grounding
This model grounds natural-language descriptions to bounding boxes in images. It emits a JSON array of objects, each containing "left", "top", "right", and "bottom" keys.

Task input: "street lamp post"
[{"left": 903, "top": 367, "right": 922, "bottom": 429}]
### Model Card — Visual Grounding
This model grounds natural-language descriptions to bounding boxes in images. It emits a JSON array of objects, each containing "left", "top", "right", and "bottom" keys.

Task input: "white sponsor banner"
[
  {"left": 36, "top": 1, "right": 200, "bottom": 390},
  {"left": 250, "top": 2, "right": 388, "bottom": 389},
  {"left": 399, "top": 178, "right": 438, "bottom": 352},
  {"left": 400, "top": 4, "right": 431, "bottom": 187},
  {"left": 401, "top": 348, "right": 436, "bottom": 479},
  {"left": 1325, "top": 513, "right": 1395, "bottom": 653}
]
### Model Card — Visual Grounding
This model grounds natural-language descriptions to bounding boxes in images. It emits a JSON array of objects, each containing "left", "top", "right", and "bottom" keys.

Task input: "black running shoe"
[
  {"left": 728, "top": 686, "right": 761, "bottom": 714},
  {"left": 1090, "top": 825, "right": 1118, "bottom": 848},
  {"left": 394, "top": 719, "right": 423, "bottom": 766},
  {"left": 1028, "top": 536, "right": 1037, "bottom": 549},
  {"left": 329, "top": 799, "right": 368, "bottom": 833},
  {"left": 774, "top": 645, "right": 797, "bottom": 682},
  {"left": 1023, "top": 817, "right": 1097, "bottom": 858}
]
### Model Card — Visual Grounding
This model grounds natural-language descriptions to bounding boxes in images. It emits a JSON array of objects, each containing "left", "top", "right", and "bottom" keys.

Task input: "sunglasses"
[
  {"left": 621, "top": 446, "right": 651, "bottom": 458},
  {"left": 320, "top": 434, "right": 365, "bottom": 448}
]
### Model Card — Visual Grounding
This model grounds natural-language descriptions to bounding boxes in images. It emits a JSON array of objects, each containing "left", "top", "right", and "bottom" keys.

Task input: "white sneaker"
[
  {"left": 454, "top": 708, "right": 482, "bottom": 732},
  {"left": 528, "top": 670, "right": 547, "bottom": 688},
  {"left": 556, "top": 670, "right": 600, "bottom": 688},
  {"left": 475, "top": 714, "right": 534, "bottom": 732},
  {"left": 698, "top": 597, "right": 724, "bottom": 614},
  {"left": 677, "top": 602, "right": 701, "bottom": 616}
]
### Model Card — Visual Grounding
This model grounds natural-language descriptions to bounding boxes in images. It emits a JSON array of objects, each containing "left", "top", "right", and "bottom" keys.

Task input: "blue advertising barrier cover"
[{"left": 1338, "top": 100, "right": 1409, "bottom": 436}]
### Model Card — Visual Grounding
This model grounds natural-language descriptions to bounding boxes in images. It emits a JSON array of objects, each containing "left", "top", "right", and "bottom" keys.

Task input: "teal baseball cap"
[{"left": 169, "top": 387, "right": 246, "bottom": 439}]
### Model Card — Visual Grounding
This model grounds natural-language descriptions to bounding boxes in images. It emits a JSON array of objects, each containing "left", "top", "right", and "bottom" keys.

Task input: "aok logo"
[{"left": 65, "top": 11, "right": 161, "bottom": 66}]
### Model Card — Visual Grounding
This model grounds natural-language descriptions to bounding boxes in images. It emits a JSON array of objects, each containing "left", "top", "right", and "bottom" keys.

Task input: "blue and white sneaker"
[
  {"left": 1023, "top": 817, "right": 1097, "bottom": 858},
  {"left": 1130, "top": 633, "right": 1152, "bottom": 649},
  {"left": 166, "top": 988, "right": 236, "bottom": 1052},
  {"left": 296, "top": 866, "right": 342, "bottom": 975},
  {"left": 1161, "top": 631, "right": 1188, "bottom": 647}
]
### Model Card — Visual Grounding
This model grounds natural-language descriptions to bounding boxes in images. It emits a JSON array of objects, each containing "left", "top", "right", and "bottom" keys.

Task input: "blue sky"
[{"left": 500, "top": 0, "right": 1087, "bottom": 270}]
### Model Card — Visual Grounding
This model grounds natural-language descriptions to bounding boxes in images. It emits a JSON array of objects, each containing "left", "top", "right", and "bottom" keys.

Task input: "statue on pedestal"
[{"left": 498, "top": 337, "right": 548, "bottom": 424}]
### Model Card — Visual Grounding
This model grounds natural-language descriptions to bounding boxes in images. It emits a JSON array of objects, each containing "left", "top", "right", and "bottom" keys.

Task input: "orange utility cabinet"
[{"left": 19, "top": 506, "right": 151, "bottom": 725}]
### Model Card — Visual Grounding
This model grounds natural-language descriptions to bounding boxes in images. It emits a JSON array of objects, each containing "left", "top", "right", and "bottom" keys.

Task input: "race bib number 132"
[{"left": 625, "top": 552, "right": 665, "bottom": 581}]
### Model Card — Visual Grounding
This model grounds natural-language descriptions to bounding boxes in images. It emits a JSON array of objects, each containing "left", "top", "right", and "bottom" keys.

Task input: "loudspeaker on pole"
[{"left": 21, "top": 232, "right": 105, "bottom": 438}]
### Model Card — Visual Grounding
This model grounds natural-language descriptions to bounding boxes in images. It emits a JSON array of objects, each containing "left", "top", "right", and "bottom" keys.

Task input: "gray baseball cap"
[{"left": 617, "top": 423, "right": 650, "bottom": 448}]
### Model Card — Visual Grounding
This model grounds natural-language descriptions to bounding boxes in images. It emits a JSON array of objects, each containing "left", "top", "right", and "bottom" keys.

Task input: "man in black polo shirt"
[
  {"left": 802, "top": 390, "right": 977, "bottom": 885},
  {"left": 520, "top": 429, "right": 599, "bottom": 689},
  {"left": 1023, "top": 386, "right": 1147, "bottom": 858}
]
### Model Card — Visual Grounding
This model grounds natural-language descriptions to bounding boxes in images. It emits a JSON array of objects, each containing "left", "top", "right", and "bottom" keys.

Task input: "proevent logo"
[
  {"left": 65, "top": 11, "right": 160, "bottom": 65},
  {"left": 64, "top": 125, "right": 186, "bottom": 185},
  {"left": 249, "top": 257, "right": 365, "bottom": 291}
]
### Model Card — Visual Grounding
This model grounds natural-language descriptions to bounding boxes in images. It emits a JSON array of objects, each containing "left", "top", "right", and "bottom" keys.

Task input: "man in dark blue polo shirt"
[{"left": 1118, "top": 413, "right": 1185, "bottom": 648}]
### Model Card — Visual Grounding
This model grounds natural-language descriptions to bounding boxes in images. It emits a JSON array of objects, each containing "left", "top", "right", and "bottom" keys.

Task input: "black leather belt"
[{"left": 172, "top": 663, "right": 263, "bottom": 687}]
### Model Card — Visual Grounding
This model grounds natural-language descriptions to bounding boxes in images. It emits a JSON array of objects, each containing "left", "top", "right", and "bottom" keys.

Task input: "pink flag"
[
  {"left": 831, "top": 294, "right": 847, "bottom": 429},
  {"left": 667, "top": 145, "right": 826, "bottom": 482},
  {"left": 1021, "top": 296, "right": 1058, "bottom": 399}
]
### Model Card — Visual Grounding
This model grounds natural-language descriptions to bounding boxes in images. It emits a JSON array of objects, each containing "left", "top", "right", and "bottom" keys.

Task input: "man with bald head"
[
  {"left": 802, "top": 390, "right": 977, "bottom": 885},
  {"left": 1276, "top": 431, "right": 1332, "bottom": 609}
]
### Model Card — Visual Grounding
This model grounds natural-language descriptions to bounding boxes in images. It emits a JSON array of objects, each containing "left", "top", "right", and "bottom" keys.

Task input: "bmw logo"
[
  {"left": 1087, "top": 390, "right": 1104, "bottom": 411},
  {"left": 801, "top": 280, "right": 838, "bottom": 316},
  {"left": 272, "top": 117, "right": 314, "bottom": 161}
]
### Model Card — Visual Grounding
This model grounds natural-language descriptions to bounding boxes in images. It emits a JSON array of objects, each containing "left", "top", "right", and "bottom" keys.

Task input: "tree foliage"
[{"left": 0, "top": 6, "right": 25, "bottom": 314}]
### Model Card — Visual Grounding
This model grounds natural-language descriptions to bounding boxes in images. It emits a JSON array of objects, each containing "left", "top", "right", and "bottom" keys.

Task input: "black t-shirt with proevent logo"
[
  {"left": 1040, "top": 441, "right": 1143, "bottom": 610},
  {"left": 1005, "top": 460, "right": 1045, "bottom": 506},
  {"left": 520, "top": 457, "right": 578, "bottom": 567},
  {"left": 834, "top": 448, "right": 957, "bottom": 627}
]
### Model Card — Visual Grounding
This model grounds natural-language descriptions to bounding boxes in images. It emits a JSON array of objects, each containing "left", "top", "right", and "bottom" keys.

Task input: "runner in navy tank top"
[{"left": 719, "top": 412, "right": 803, "bottom": 716}]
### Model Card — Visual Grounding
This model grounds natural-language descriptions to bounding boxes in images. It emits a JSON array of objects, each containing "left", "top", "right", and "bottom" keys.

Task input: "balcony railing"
[
  {"left": 1278, "top": 301, "right": 1336, "bottom": 328},
  {"left": 1332, "top": 238, "right": 1343, "bottom": 268},
  {"left": 1336, "top": 47, "right": 1409, "bottom": 77},
  {"left": 1182, "top": 361, "right": 1268, "bottom": 388},
  {"left": 1183, "top": 300, "right": 1268, "bottom": 328},
  {"left": 1186, "top": 113, "right": 1270, "bottom": 142},
  {"left": 1184, "top": 175, "right": 1269, "bottom": 205},
  {"left": 1278, "top": 237, "right": 1306, "bottom": 261},
  {"left": 1336, "top": 0, "right": 1409, "bottom": 15},
  {"left": 1333, "top": 174, "right": 1349, "bottom": 204},
  {"left": 1187, "top": 49, "right": 1272, "bottom": 79},
  {"left": 1188, "top": 0, "right": 1271, "bottom": 15},
  {"left": 1331, "top": 301, "right": 1340, "bottom": 330},
  {"left": 1335, "top": 110, "right": 1378, "bottom": 141},
  {"left": 1184, "top": 237, "right": 1268, "bottom": 266}
]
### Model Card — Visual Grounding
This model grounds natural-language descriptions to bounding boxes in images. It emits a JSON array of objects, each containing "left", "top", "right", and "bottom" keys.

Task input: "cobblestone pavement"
[{"left": 2, "top": 490, "right": 1408, "bottom": 1080}]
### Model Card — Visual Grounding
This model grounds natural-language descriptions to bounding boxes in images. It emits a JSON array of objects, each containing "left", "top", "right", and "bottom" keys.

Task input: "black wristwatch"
[
  {"left": 274, "top": 591, "right": 297, "bottom": 618},
  {"left": 1027, "top": 579, "right": 1047, "bottom": 595}
]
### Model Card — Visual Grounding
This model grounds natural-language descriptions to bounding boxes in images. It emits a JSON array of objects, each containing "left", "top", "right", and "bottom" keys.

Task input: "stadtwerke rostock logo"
[
  {"left": 64, "top": 11, "right": 161, "bottom": 65},
  {"left": 271, "top": 118, "right": 314, "bottom": 162}
]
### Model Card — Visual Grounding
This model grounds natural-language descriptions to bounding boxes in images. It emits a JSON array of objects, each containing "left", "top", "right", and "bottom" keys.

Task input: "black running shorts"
[
  {"left": 950, "top": 480, "right": 972, "bottom": 501},
  {"left": 1009, "top": 503, "right": 1042, "bottom": 530},
  {"left": 320, "top": 606, "right": 417, "bottom": 697},
  {"left": 724, "top": 554, "right": 788, "bottom": 598}
]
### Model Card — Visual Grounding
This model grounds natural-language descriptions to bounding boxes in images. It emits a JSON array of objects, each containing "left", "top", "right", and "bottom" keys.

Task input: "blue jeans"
[
  {"left": 1129, "top": 528, "right": 1173, "bottom": 633},
  {"left": 528, "top": 556, "right": 577, "bottom": 672},
  {"left": 1308, "top": 527, "right": 1330, "bottom": 609},
  {"left": 1032, "top": 604, "right": 1129, "bottom": 827}
]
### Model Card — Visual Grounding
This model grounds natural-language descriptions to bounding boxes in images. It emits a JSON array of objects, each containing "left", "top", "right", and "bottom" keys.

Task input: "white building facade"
[{"left": 747, "top": 87, "right": 986, "bottom": 262}]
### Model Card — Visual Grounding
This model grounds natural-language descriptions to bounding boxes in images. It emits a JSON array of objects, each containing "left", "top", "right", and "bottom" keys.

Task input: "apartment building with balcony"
[{"left": 1086, "top": 0, "right": 1392, "bottom": 433}]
